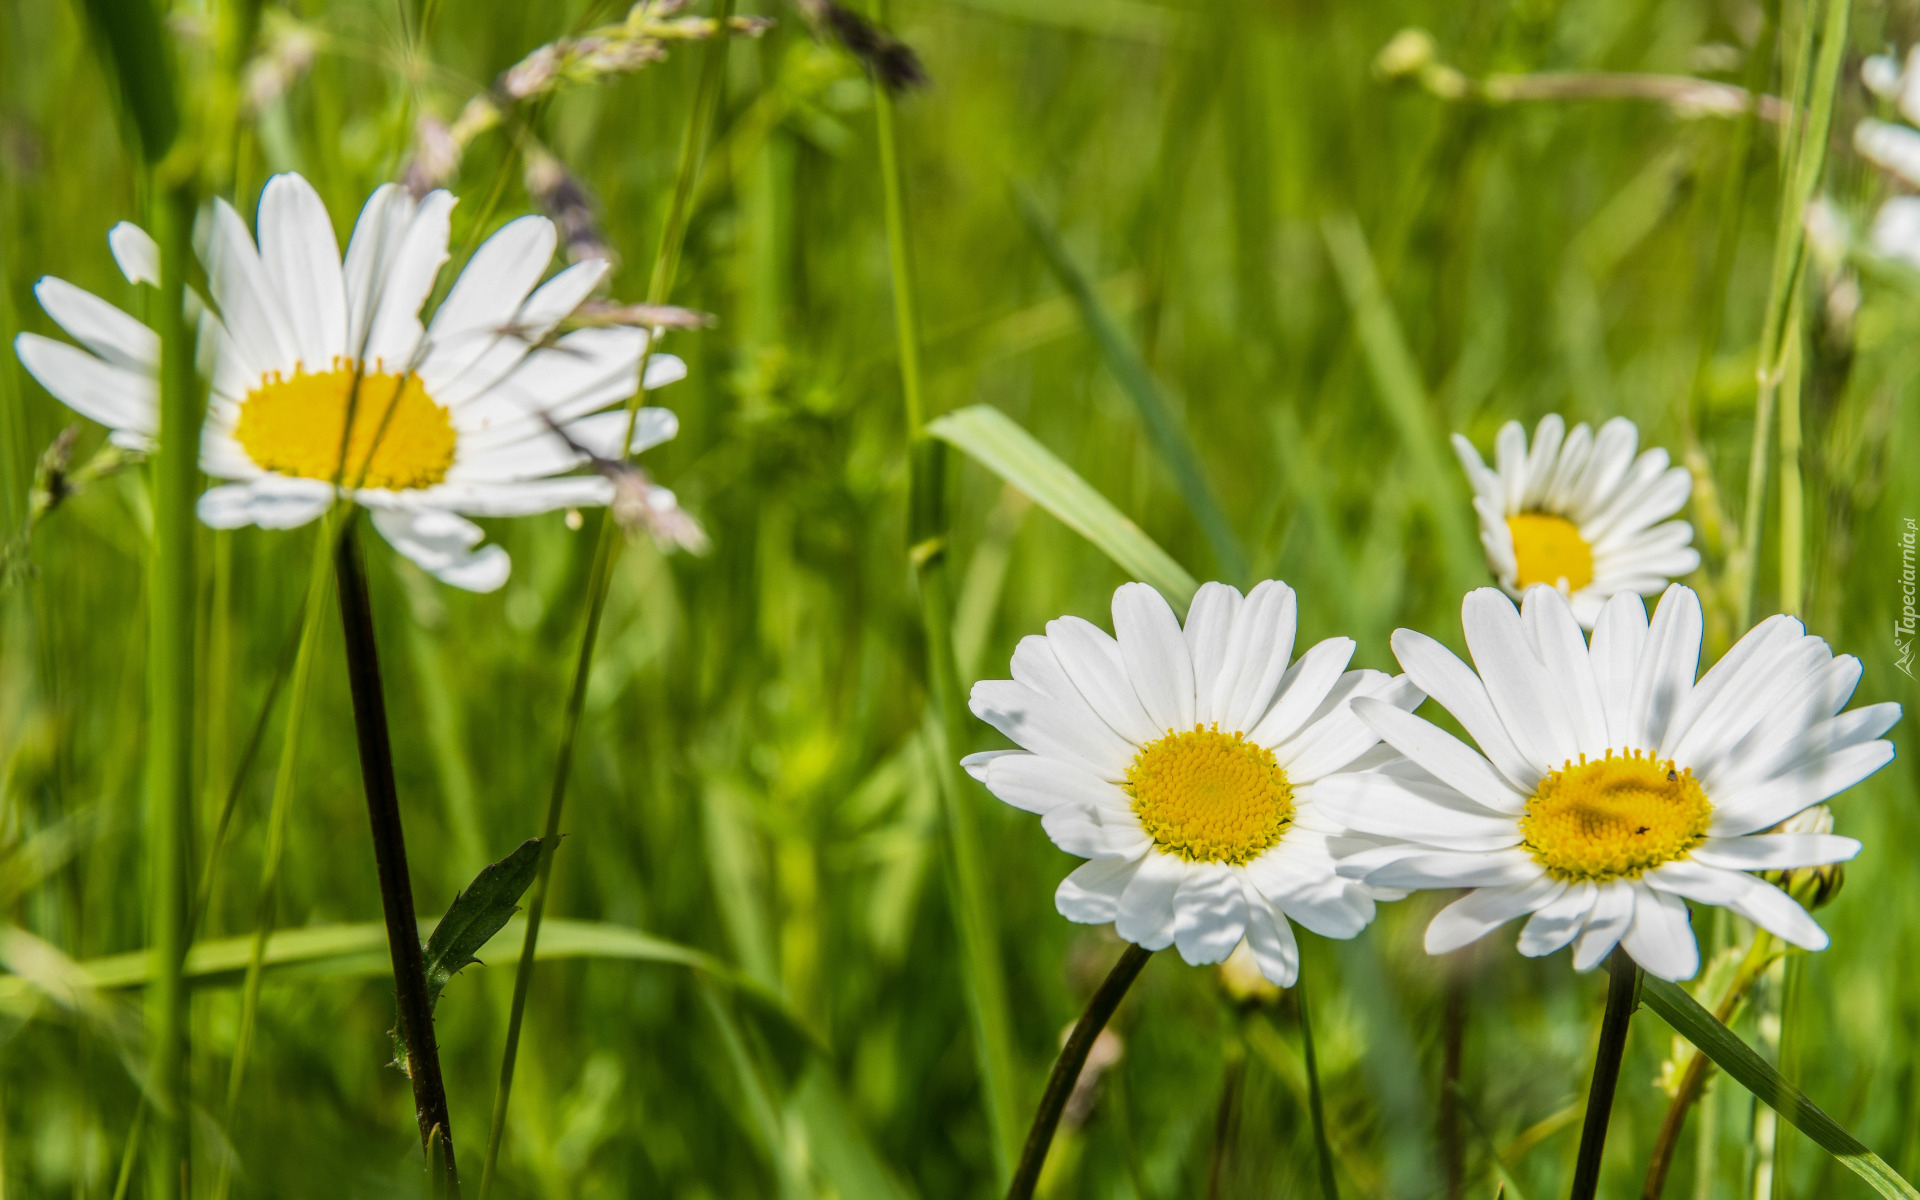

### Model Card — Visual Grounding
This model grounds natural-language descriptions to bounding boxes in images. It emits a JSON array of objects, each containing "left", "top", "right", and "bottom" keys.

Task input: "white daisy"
[
  {"left": 1452, "top": 414, "right": 1700, "bottom": 629},
  {"left": 14, "top": 171, "right": 688, "bottom": 591},
  {"left": 1317, "top": 584, "right": 1899, "bottom": 981},
  {"left": 963, "top": 580, "right": 1423, "bottom": 986}
]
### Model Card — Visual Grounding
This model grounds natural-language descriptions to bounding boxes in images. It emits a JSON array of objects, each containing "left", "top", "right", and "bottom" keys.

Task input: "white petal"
[
  {"left": 1522, "top": 586, "right": 1609, "bottom": 760},
  {"left": 195, "top": 478, "right": 333, "bottom": 530},
  {"left": 1390, "top": 627, "right": 1538, "bottom": 791},
  {"left": 33, "top": 278, "right": 157, "bottom": 371},
  {"left": 1463, "top": 588, "right": 1578, "bottom": 770},
  {"left": 1619, "top": 883, "right": 1698, "bottom": 980},
  {"left": 1517, "top": 880, "right": 1593, "bottom": 957},
  {"left": 1492, "top": 420, "right": 1529, "bottom": 511},
  {"left": 1242, "top": 892, "right": 1300, "bottom": 986},
  {"left": 1112, "top": 583, "right": 1195, "bottom": 733},
  {"left": 429, "top": 215, "right": 556, "bottom": 341},
  {"left": 960, "top": 750, "right": 1019, "bottom": 783},
  {"left": 256, "top": 173, "right": 349, "bottom": 369},
  {"left": 1056, "top": 856, "right": 1147, "bottom": 925},
  {"left": 1280, "top": 673, "right": 1422, "bottom": 782},
  {"left": 1183, "top": 582, "right": 1243, "bottom": 727},
  {"left": 1171, "top": 864, "right": 1248, "bottom": 964},
  {"left": 1588, "top": 591, "right": 1648, "bottom": 749},
  {"left": 1214, "top": 580, "right": 1297, "bottom": 732},
  {"left": 1113, "top": 852, "right": 1186, "bottom": 950},
  {"left": 1247, "top": 636, "right": 1357, "bottom": 747},
  {"left": 1351, "top": 699, "right": 1527, "bottom": 813},
  {"left": 200, "top": 198, "right": 300, "bottom": 380},
  {"left": 973, "top": 642, "right": 1136, "bottom": 781},
  {"left": 1042, "top": 803, "right": 1152, "bottom": 859},
  {"left": 1707, "top": 739, "right": 1895, "bottom": 837},
  {"left": 1046, "top": 615, "right": 1160, "bottom": 747},
  {"left": 1309, "top": 769, "right": 1521, "bottom": 849},
  {"left": 979, "top": 752, "right": 1130, "bottom": 816},
  {"left": 109, "top": 222, "right": 160, "bottom": 286},
  {"left": 407, "top": 477, "right": 614, "bottom": 516},
  {"left": 1425, "top": 875, "right": 1562, "bottom": 954},
  {"left": 1626, "top": 584, "right": 1702, "bottom": 750},
  {"left": 368, "top": 505, "right": 509, "bottom": 592},
  {"left": 1571, "top": 880, "right": 1634, "bottom": 970},
  {"left": 362, "top": 191, "right": 456, "bottom": 369},
  {"left": 1366, "top": 847, "right": 1541, "bottom": 890},
  {"left": 14, "top": 333, "right": 157, "bottom": 436},
  {"left": 1689, "top": 834, "right": 1861, "bottom": 871},
  {"left": 1520, "top": 414, "right": 1565, "bottom": 509},
  {"left": 553, "top": 407, "right": 680, "bottom": 461},
  {"left": 1645, "top": 861, "right": 1828, "bottom": 950}
]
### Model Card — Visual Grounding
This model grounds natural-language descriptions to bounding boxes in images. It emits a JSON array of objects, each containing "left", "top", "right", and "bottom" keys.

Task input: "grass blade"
[
  {"left": 1640, "top": 975, "right": 1919, "bottom": 1200},
  {"left": 1297, "top": 986, "right": 1340, "bottom": 1200},
  {"left": 1014, "top": 188, "right": 1247, "bottom": 582},
  {"left": 1320, "top": 212, "right": 1481, "bottom": 601},
  {"left": 927, "top": 404, "right": 1199, "bottom": 610}
]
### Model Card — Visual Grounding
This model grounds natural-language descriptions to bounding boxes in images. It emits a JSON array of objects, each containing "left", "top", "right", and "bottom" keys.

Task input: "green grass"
[{"left": 3, "top": 0, "right": 1920, "bottom": 1197}]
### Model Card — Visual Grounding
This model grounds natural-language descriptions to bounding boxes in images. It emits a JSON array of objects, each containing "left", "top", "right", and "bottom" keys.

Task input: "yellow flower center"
[
  {"left": 1125, "top": 725, "right": 1293, "bottom": 865},
  {"left": 1507, "top": 512, "right": 1594, "bottom": 592},
  {"left": 1520, "top": 751, "right": 1711, "bottom": 882},
  {"left": 233, "top": 362, "right": 457, "bottom": 491}
]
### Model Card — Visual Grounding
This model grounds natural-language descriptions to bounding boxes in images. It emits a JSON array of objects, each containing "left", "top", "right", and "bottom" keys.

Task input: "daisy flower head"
[
  {"left": 1318, "top": 584, "right": 1899, "bottom": 981},
  {"left": 1453, "top": 414, "right": 1700, "bottom": 629},
  {"left": 963, "top": 580, "right": 1424, "bottom": 987},
  {"left": 14, "top": 172, "right": 689, "bottom": 591}
]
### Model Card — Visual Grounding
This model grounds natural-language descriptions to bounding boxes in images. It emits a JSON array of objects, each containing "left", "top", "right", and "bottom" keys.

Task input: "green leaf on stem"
[
  {"left": 422, "top": 838, "right": 546, "bottom": 1008},
  {"left": 1640, "top": 974, "right": 1919, "bottom": 1200},
  {"left": 396, "top": 838, "right": 544, "bottom": 1072},
  {"left": 927, "top": 404, "right": 1199, "bottom": 611}
]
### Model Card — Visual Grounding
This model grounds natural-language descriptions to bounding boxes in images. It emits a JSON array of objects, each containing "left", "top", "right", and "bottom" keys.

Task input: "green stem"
[
  {"left": 210, "top": 515, "right": 336, "bottom": 1200},
  {"left": 147, "top": 175, "right": 202, "bottom": 1200},
  {"left": 1570, "top": 948, "right": 1643, "bottom": 1200},
  {"left": 1777, "top": 290, "right": 1805, "bottom": 617},
  {"left": 1299, "top": 981, "right": 1340, "bottom": 1200},
  {"left": 1007, "top": 944, "right": 1152, "bottom": 1200},
  {"left": 477, "top": 9, "right": 733, "bottom": 1197},
  {"left": 871, "top": 0, "right": 1021, "bottom": 1176},
  {"left": 335, "top": 519, "right": 460, "bottom": 1196}
]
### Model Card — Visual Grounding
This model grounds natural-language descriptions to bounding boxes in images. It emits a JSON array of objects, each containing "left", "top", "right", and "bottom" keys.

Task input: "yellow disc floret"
[
  {"left": 1507, "top": 512, "right": 1594, "bottom": 592},
  {"left": 234, "top": 362, "right": 457, "bottom": 491},
  {"left": 1520, "top": 751, "right": 1711, "bottom": 882},
  {"left": 1125, "top": 725, "right": 1293, "bottom": 865}
]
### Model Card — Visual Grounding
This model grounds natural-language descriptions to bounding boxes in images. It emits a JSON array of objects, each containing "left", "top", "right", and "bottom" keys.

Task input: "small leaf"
[
  {"left": 395, "top": 838, "right": 546, "bottom": 1073},
  {"left": 1641, "top": 975, "right": 1920, "bottom": 1200},
  {"left": 927, "top": 405, "right": 1199, "bottom": 612},
  {"left": 422, "top": 838, "right": 547, "bottom": 1008}
]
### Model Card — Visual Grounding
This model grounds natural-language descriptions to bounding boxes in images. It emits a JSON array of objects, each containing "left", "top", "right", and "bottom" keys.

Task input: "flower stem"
[
  {"left": 1007, "top": 944, "right": 1153, "bottom": 1200},
  {"left": 334, "top": 518, "right": 460, "bottom": 1196},
  {"left": 1570, "top": 947, "right": 1642, "bottom": 1200},
  {"left": 476, "top": 8, "right": 733, "bottom": 1197}
]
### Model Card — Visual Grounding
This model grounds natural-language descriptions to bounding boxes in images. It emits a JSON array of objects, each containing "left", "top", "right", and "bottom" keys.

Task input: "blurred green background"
[{"left": 3, "top": 0, "right": 1919, "bottom": 1196}]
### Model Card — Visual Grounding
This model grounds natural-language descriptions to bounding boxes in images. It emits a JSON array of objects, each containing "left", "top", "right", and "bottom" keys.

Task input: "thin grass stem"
[
  {"left": 334, "top": 517, "right": 460, "bottom": 1196},
  {"left": 1778, "top": 290, "right": 1806, "bottom": 617},
  {"left": 211, "top": 514, "right": 337, "bottom": 1200},
  {"left": 1736, "top": 0, "right": 1846, "bottom": 628},
  {"left": 1007, "top": 944, "right": 1152, "bottom": 1200},
  {"left": 1299, "top": 982, "right": 1340, "bottom": 1200},
  {"left": 477, "top": 9, "right": 733, "bottom": 1196},
  {"left": 1570, "top": 948, "right": 1643, "bottom": 1200},
  {"left": 870, "top": 0, "right": 1022, "bottom": 1178},
  {"left": 147, "top": 174, "right": 202, "bottom": 1200}
]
